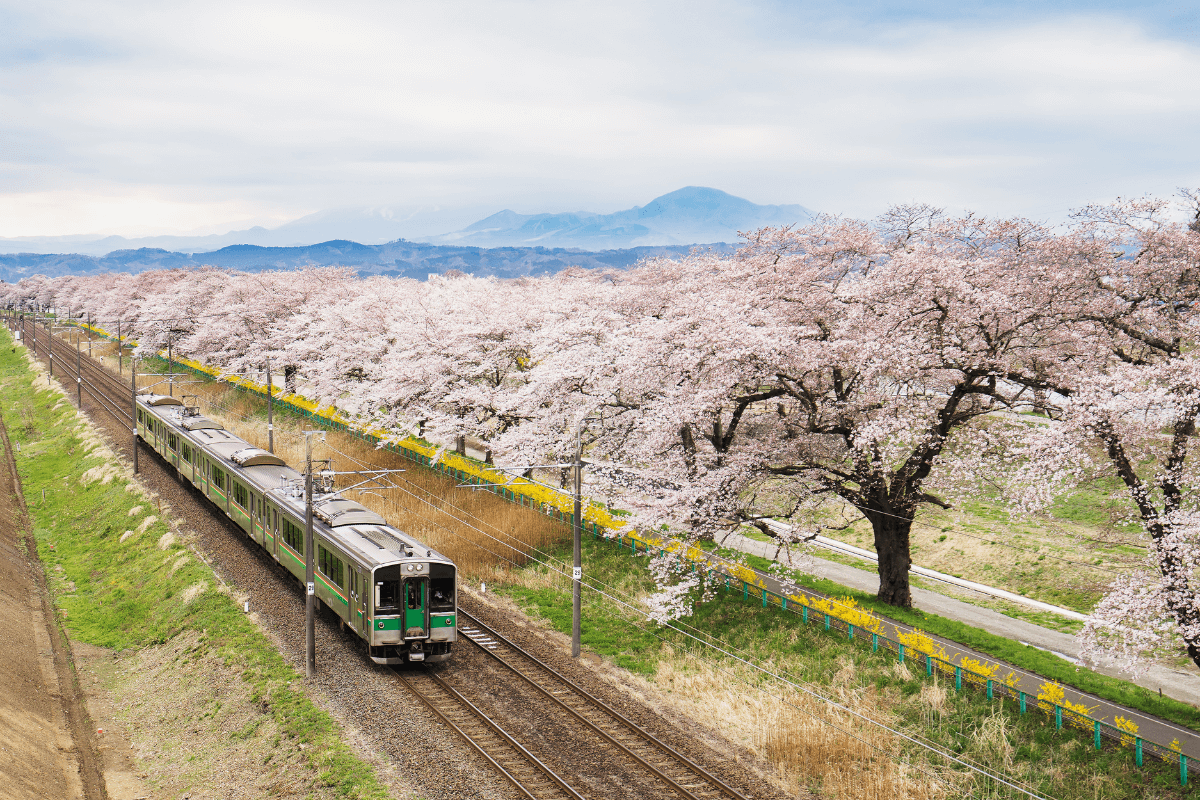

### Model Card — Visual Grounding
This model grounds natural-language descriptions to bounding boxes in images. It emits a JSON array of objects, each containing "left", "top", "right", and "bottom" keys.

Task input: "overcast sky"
[{"left": 1, "top": 0, "right": 1198, "bottom": 237}]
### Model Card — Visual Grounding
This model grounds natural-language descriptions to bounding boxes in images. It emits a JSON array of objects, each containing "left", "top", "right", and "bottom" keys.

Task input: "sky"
[{"left": 1, "top": 0, "right": 1198, "bottom": 238}]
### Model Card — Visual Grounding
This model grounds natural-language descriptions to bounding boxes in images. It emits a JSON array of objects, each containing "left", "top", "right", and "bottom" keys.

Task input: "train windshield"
[
  {"left": 430, "top": 563, "right": 455, "bottom": 612},
  {"left": 374, "top": 565, "right": 402, "bottom": 614}
]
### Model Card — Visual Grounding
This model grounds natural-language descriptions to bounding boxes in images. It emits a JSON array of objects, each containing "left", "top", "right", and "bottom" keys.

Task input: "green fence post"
[
  {"left": 824, "top": 614, "right": 831, "bottom": 631},
  {"left": 782, "top": 597, "right": 788, "bottom": 610},
  {"left": 1135, "top": 737, "right": 1142, "bottom": 767},
  {"left": 987, "top": 679, "right": 993, "bottom": 700},
  {"left": 1055, "top": 705, "right": 1062, "bottom": 730},
  {"left": 926, "top": 656, "right": 933, "bottom": 677},
  {"left": 1019, "top": 691, "right": 1026, "bottom": 714},
  {"left": 762, "top": 589, "right": 768, "bottom": 608},
  {"left": 803, "top": 606, "right": 809, "bottom": 624},
  {"left": 743, "top": 582, "right": 748, "bottom": 600},
  {"left": 872, "top": 632, "right": 878, "bottom": 652},
  {"left": 848, "top": 623, "right": 854, "bottom": 641},
  {"left": 1094, "top": 721, "right": 1101, "bottom": 750},
  {"left": 898, "top": 644, "right": 905, "bottom": 664},
  {"left": 955, "top": 666, "right": 962, "bottom": 692},
  {"left": 1182, "top": 755, "right": 1188, "bottom": 787}
]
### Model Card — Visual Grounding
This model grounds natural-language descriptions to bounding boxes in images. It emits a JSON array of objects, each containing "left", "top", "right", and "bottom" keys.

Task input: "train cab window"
[
  {"left": 376, "top": 580, "right": 400, "bottom": 613},
  {"left": 430, "top": 564, "right": 455, "bottom": 611}
]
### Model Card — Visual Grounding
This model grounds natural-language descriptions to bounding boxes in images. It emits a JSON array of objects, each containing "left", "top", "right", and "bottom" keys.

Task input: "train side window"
[
  {"left": 136, "top": 409, "right": 143, "bottom": 423},
  {"left": 211, "top": 464, "right": 225, "bottom": 490},
  {"left": 282, "top": 518, "right": 304, "bottom": 553},
  {"left": 233, "top": 481, "right": 248, "bottom": 508},
  {"left": 317, "top": 545, "right": 345, "bottom": 588},
  {"left": 167, "top": 432, "right": 178, "bottom": 451}
]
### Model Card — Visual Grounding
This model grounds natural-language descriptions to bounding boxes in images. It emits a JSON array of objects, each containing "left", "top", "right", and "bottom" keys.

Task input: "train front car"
[{"left": 370, "top": 552, "right": 456, "bottom": 664}]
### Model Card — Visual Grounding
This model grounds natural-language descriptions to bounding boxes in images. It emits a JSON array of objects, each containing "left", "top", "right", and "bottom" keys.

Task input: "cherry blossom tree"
[{"left": 1006, "top": 192, "right": 1200, "bottom": 672}]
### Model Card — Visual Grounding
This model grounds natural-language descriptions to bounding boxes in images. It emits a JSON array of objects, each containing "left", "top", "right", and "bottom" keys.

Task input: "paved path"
[
  {"left": 695, "top": 531, "right": 1200, "bottom": 765},
  {"left": 723, "top": 531, "right": 1200, "bottom": 708}
]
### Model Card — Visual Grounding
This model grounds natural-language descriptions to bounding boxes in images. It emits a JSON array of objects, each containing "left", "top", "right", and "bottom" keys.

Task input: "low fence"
[{"left": 45, "top": 315, "right": 1198, "bottom": 786}]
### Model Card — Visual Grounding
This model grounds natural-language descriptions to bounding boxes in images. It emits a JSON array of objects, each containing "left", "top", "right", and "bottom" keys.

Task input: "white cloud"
[{"left": 0, "top": 0, "right": 1197, "bottom": 235}]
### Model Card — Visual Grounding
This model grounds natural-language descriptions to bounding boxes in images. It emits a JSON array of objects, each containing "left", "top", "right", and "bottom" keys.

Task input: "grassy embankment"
[
  {"left": 0, "top": 329, "right": 392, "bottom": 799},
  {"left": 498, "top": 537, "right": 1196, "bottom": 800}
]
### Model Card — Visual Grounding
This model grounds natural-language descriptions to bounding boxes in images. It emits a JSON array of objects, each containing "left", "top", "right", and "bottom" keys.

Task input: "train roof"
[
  {"left": 139, "top": 396, "right": 451, "bottom": 571},
  {"left": 138, "top": 393, "right": 183, "bottom": 406}
]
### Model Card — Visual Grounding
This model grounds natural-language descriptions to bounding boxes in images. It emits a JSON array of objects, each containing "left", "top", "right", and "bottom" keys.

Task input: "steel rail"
[
  {"left": 458, "top": 609, "right": 750, "bottom": 800},
  {"left": 396, "top": 666, "right": 586, "bottom": 800},
  {"left": 36, "top": 327, "right": 133, "bottom": 426}
]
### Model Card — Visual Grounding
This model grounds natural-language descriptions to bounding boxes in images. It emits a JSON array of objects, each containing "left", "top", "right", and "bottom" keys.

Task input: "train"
[{"left": 135, "top": 392, "right": 457, "bottom": 664}]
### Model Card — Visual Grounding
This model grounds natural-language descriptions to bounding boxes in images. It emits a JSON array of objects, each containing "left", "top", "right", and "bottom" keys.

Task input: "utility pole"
[
  {"left": 75, "top": 329, "right": 82, "bottom": 406},
  {"left": 131, "top": 359, "right": 139, "bottom": 475},
  {"left": 47, "top": 319, "right": 53, "bottom": 379},
  {"left": 117, "top": 319, "right": 122, "bottom": 374},
  {"left": 87, "top": 313, "right": 92, "bottom": 357},
  {"left": 168, "top": 339, "right": 173, "bottom": 397},
  {"left": 304, "top": 431, "right": 323, "bottom": 677},
  {"left": 266, "top": 358, "right": 274, "bottom": 454},
  {"left": 572, "top": 427, "right": 583, "bottom": 659}
]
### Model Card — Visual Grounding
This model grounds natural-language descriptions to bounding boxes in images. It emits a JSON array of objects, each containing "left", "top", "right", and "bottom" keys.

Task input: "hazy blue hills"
[
  {"left": 429, "top": 187, "right": 812, "bottom": 248},
  {"left": 0, "top": 187, "right": 811, "bottom": 257},
  {"left": 0, "top": 240, "right": 736, "bottom": 283}
]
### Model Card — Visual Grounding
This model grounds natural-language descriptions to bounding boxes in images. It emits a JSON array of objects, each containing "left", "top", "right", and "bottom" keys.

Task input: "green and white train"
[{"left": 136, "top": 393, "right": 456, "bottom": 664}]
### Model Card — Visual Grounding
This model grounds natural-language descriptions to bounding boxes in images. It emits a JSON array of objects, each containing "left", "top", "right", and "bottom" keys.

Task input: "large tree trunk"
[{"left": 871, "top": 512, "right": 914, "bottom": 608}]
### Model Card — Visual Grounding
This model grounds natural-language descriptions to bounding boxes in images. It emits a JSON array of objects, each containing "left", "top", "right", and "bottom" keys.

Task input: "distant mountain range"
[
  {"left": 427, "top": 187, "right": 812, "bottom": 249},
  {"left": 0, "top": 240, "right": 737, "bottom": 283},
  {"left": 0, "top": 187, "right": 812, "bottom": 257}
]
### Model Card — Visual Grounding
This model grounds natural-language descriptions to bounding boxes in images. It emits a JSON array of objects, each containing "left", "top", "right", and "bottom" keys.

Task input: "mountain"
[
  {"left": 0, "top": 241, "right": 736, "bottom": 283},
  {"left": 0, "top": 187, "right": 811, "bottom": 257},
  {"left": 0, "top": 205, "right": 497, "bottom": 256},
  {"left": 427, "top": 187, "right": 813, "bottom": 248}
]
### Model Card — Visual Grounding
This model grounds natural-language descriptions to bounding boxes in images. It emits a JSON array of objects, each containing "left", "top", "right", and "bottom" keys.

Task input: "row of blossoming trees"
[{"left": 5, "top": 193, "right": 1200, "bottom": 673}]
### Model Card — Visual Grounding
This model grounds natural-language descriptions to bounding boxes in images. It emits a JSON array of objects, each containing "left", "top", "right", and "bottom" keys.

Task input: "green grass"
[
  {"left": 0, "top": 329, "right": 389, "bottom": 800},
  {"left": 713, "top": 544, "right": 1200, "bottom": 734},
  {"left": 499, "top": 535, "right": 1196, "bottom": 799}
]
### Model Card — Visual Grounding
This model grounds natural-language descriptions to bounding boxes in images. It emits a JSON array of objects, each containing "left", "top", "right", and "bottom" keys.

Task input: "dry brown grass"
[
  {"left": 615, "top": 648, "right": 965, "bottom": 800},
  {"left": 125, "top": 363, "right": 569, "bottom": 579}
]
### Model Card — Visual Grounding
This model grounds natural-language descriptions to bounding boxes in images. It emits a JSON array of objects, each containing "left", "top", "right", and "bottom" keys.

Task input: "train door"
[
  {"left": 354, "top": 568, "right": 369, "bottom": 636},
  {"left": 404, "top": 578, "right": 427, "bottom": 638}
]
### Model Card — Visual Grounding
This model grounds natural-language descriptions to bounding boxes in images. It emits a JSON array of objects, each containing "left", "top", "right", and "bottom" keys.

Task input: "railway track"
[
  {"left": 397, "top": 666, "right": 587, "bottom": 800},
  {"left": 7, "top": 316, "right": 770, "bottom": 800},
  {"left": 454, "top": 609, "right": 750, "bottom": 800}
]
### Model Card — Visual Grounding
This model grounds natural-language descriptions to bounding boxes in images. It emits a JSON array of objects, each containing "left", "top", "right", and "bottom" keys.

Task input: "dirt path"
[{"left": 0, "top": 414, "right": 106, "bottom": 800}]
